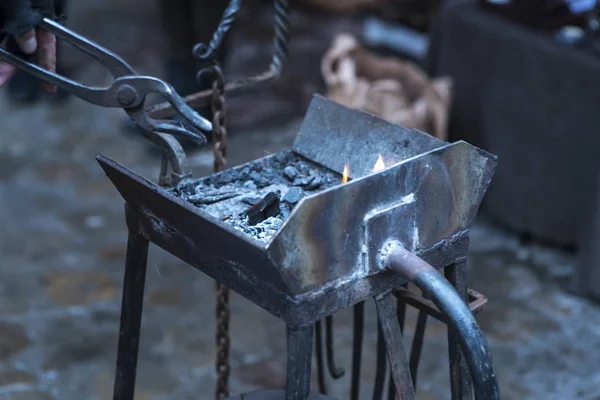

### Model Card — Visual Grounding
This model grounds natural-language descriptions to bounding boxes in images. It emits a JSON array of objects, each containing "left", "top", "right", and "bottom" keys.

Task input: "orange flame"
[
  {"left": 373, "top": 154, "right": 385, "bottom": 172},
  {"left": 341, "top": 164, "right": 350, "bottom": 184}
]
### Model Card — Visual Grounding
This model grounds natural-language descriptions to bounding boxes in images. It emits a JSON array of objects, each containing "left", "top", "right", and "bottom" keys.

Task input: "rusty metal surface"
[
  {"left": 382, "top": 243, "right": 499, "bottom": 400},
  {"left": 374, "top": 292, "right": 416, "bottom": 400},
  {"left": 292, "top": 95, "right": 443, "bottom": 179},
  {"left": 269, "top": 139, "right": 497, "bottom": 294},
  {"left": 285, "top": 325, "right": 314, "bottom": 400},
  {"left": 99, "top": 96, "right": 498, "bottom": 296},
  {"left": 394, "top": 287, "right": 488, "bottom": 323},
  {"left": 99, "top": 153, "right": 474, "bottom": 326},
  {"left": 97, "top": 142, "right": 485, "bottom": 299},
  {"left": 97, "top": 98, "right": 495, "bottom": 326}
]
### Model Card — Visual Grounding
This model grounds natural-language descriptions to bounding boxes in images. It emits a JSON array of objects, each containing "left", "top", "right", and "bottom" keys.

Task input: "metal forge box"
[{"left": 99, "top": 95, "right": 499, "bottom": 400}]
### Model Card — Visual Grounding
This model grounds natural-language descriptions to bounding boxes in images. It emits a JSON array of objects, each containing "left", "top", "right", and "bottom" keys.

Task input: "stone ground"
[{"left": 0, "top": 1, "right": 599, "bottom": 399}]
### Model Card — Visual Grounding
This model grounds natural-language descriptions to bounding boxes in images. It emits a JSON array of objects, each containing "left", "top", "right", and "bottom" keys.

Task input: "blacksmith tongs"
[{"left": 0, "top": 18, "right": 211, "bottom": 147}]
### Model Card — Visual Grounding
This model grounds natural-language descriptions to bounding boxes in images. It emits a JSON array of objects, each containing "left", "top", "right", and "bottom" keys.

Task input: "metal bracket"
[
  {"left": 393, "top": 287, "right": 488, "bottom": 324},
  {"left": 364, "top": 195, "right": 418, "bottom": 276}
]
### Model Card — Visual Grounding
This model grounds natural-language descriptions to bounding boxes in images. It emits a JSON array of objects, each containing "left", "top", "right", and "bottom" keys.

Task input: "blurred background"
[{"left": 1, "top": 0, "right": 600, "bottom": 398}]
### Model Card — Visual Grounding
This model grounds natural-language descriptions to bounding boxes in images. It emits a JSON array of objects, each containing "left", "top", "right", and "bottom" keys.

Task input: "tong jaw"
[{"left": 112, "top": 76, "right": 210, "bottom": 147}]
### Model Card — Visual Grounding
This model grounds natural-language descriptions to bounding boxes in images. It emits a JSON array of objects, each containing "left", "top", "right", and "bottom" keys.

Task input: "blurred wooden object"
[{"left": 322, "top": 34, "right": 452, "bottom": 141}]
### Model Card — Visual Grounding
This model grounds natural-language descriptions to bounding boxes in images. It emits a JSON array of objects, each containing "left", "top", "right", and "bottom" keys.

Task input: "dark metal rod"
[
  {"left": 326, "top": 315, "right": 345, "bottom": 379},
  {"left": 381, "top": 242, "right": 499, "bottom": 400},
  {"left": 286, "top": 324, "right": 314, "bottom": 400},
  {"left": 373, "top": 321, "right": 388, "bottom": 400},
  {"left": 112, "top": 231, "right": 149, "bottom": 400},
  {"left": 146, "top": 0, "right": 290, "bottom": 119},
  {"left": 408, "top": 311, "right": 428, "bottom": 389},
  {"left": 315, "top": 320, "right": 328, "bottom": 394},
  {"left": 445, "top": 262, "right": 474, "bottom": 400},
  {"left": 375, "top": 293, "right": 417, "bottom": 400},
  {"left": 351, "top": 302, "right": 365, "bottom": 400},
  {"left": 397, "top": 294, "right": 407, "bottom": 333},
  {"left": 387, "top": 296, "right": 407, "bottom": 400}
]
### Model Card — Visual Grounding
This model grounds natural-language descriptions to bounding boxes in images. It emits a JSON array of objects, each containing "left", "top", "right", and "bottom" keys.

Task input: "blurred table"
[{"left": 428, "top": 0, "right": 600, "bottom": 246}]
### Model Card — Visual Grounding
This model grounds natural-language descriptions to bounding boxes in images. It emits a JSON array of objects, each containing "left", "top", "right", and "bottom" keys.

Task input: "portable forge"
[{"left": 99, "top": 95, "right": 500, "bottom": 400}]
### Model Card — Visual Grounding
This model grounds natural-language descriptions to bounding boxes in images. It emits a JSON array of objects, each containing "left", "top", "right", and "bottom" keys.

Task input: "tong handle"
[
  {"left": 37, "top": 18, "right": 135, "bottom": 77},
  {"left": 0, "top": 18, "right": 213, "bottom": 134},
  {"left": 0, "top": 18, "right": 137, "bottom": 106}
]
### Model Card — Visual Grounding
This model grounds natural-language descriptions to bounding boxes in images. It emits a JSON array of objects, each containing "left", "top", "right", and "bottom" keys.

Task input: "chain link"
[{"left": 209, "top": 64, "right": 230, "bottom": 400}]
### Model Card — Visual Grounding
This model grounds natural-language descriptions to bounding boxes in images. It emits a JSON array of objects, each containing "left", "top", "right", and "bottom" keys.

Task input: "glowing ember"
[
  {"left": 342, "top": 164, "right": 350, "bottom": 184},
  {"left": 373, "top": 154, "right": 385, "bottom": 172}
]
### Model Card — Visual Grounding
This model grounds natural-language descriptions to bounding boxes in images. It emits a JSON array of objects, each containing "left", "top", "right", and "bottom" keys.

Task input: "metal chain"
[
  {"left": 210, "top": 64, "right": 230, "bottom": 400},
  {"left": 192, "top": 3, "right": 291, "bottom": 399}
]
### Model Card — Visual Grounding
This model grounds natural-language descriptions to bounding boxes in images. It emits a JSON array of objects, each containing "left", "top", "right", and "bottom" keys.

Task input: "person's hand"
[{"left": 0, "top": 0, "right": 57, "bottom": 93}]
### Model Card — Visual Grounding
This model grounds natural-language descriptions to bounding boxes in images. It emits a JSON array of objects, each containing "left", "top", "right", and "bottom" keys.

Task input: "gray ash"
[{"left": 168, "top": 151, "right": 341, "bottom": 242}]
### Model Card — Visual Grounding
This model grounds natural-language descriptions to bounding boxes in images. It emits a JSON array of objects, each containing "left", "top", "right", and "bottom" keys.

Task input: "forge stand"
[
  {"left": 112, "top": 206, "right": 489, "bottom": 400},
  {"left": 101, "top": 95, "right": 499, "bottom": 400}
]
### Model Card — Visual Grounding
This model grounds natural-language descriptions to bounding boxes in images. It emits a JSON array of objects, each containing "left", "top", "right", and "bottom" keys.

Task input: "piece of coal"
[
  {"left": 249, "top": 171, "right": 262, "bottom": 183},
  {"left": 279, "top": 202, "right": 291, "bottom": 220},
  {"left": 244, "top": 192, "right": 281, "bottom": 225},
  {"left": 243, "top": 180, "right": 257, "bottom": 190},
  {"left": 283, "top": 187, "right": 305, "bottom": 205},
  {"left": 306, "top": 176, "right": 323, "bottom": 190},
  {"left": 241, "top": 196, "right": 263, "bottom": 206},
  {"left": 238, "top": 167, "right": 250, "bottom": 181},
  {"left": 188, "top": 190, "right": 240, "bottom": 205},
  {"left": 293, "top": 174, "right": 315, "bottom": 187},
  {"left": 283, "top": 166, "right": 299, "bottom": 181},
  {"left": 215, "top": 171, "right": 236, "bottom": 185}
]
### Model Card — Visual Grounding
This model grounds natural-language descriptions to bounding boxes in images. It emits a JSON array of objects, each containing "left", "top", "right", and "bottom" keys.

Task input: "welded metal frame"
[
  {"left": 103, "top": 95, "right": 499, "bottom": 399},
  {"left": 110, "top": 201, "right": 485, "bottom": 400}
]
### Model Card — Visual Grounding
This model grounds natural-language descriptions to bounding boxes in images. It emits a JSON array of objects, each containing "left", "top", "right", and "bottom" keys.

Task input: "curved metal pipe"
[{"left": 379, "top": 242, "right": 500, "bottom": 400}]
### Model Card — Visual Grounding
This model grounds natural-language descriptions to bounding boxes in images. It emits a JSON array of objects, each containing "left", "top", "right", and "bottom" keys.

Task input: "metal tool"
[
  {"left": 98, "top": 95, "right": 500, "bottom": 399},
  {"left": 0, "top": 18, "right": 212, "bottom": 148}
]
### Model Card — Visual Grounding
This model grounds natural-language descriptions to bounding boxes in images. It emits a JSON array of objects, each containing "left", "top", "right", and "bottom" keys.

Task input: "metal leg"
[
  {"left": 350, "top": 302, "right": 364, "bottom": 400},
  {"left": 325, "top": 315, "right": 345, "bottom": 379},
  {"left": 372, "top": 322, "right": 387, "bottom": 400},
  {"left": 445, "top": 262, "right": 474, "bottom": 400},
  {"left": 388, "top": 294, "right": 407, "bottom": 400},
  {"left": 315, "top": 320, "right": 327, "bottom": 394},
  {"left": 112, "top": 231, "right": 149, "bottom": 400},
  {"left": 375, "top": 293, "right": 416, "bottom": 400},
  {"left": 408, "top": 311, "right": 428, "bottom": 389},
  {"left": 286, "top": 324, "right": 314, "bottom": 400}
]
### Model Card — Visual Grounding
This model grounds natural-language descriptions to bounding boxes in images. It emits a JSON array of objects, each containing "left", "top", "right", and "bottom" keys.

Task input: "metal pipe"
[{"left": 379, "top": 242, "right": 500, "bottom": 400}]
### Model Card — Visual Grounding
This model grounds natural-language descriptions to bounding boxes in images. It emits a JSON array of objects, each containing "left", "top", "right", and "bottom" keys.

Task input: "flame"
[
  {"left": 341, "top": 164, "right": 350, "bottom": 184},
  {"left": 373, "top": 154, "right": 385, "bottom": 172}
]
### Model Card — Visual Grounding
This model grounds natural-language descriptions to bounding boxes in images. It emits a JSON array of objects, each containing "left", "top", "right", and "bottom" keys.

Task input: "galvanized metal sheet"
[
  {"left": 96, "top": 155, "right": 290, "bottom": 293},
  {"left": 292, "top": 95, "right": 444, "bottom": 178},
  {"left": 268, "top": 141, "right": 497, "bottom": 295}
]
